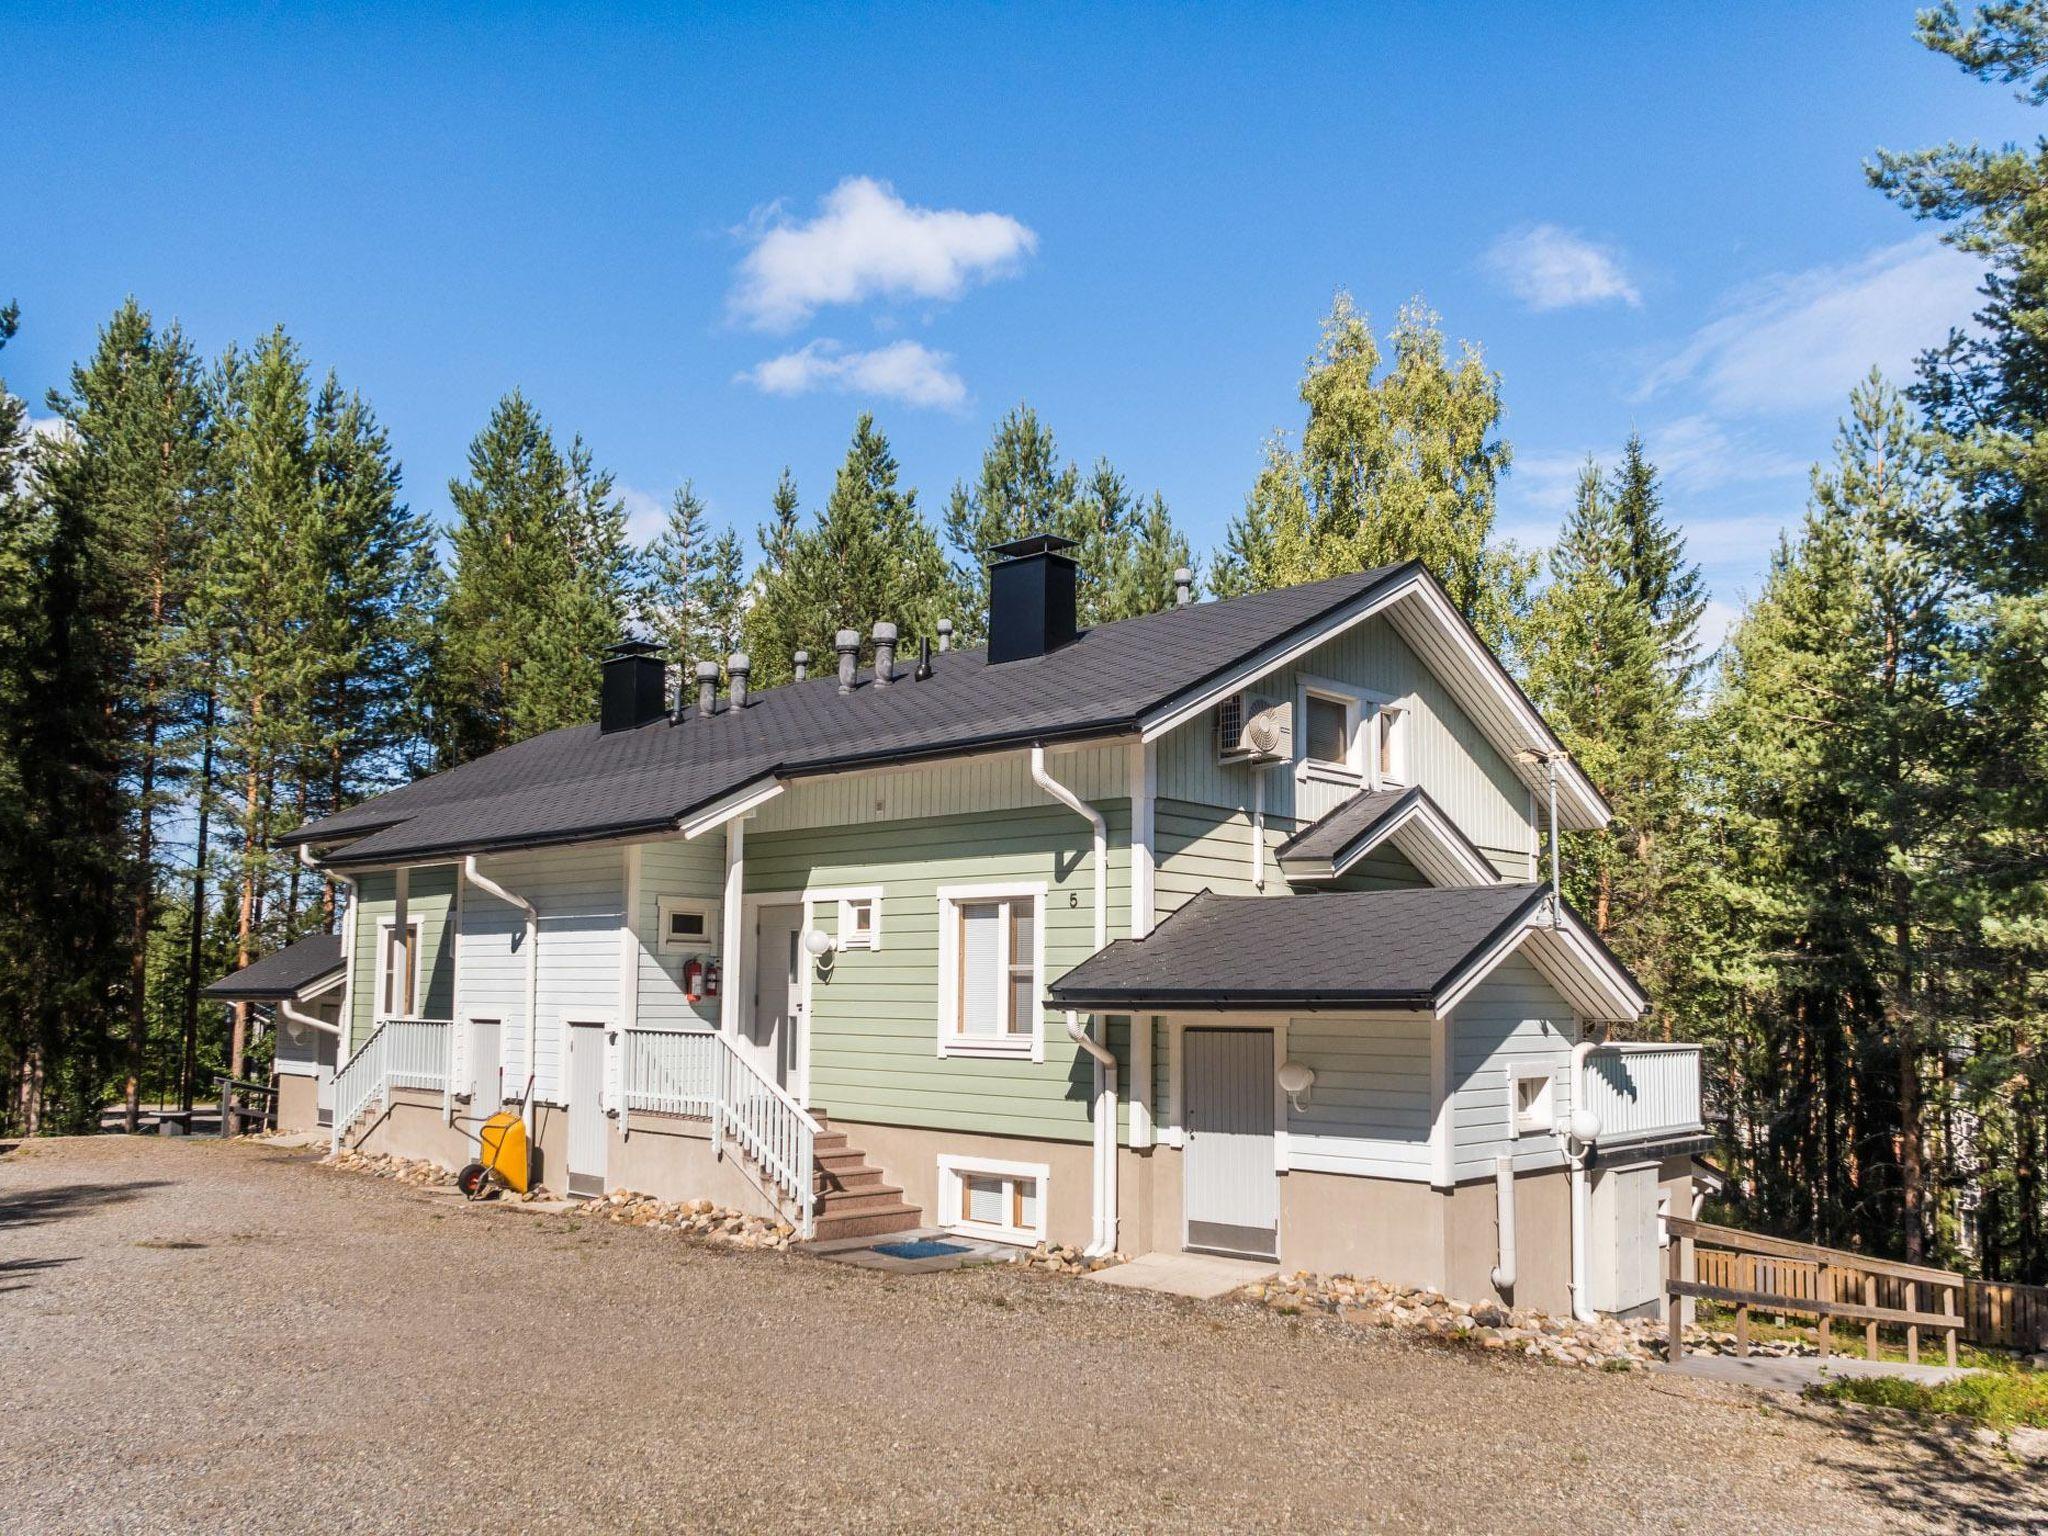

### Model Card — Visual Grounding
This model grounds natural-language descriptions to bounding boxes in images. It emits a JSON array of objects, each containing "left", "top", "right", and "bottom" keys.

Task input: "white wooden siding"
[
  {"left": 456, "top": 846, "right": 624, "bottom": 1104},
  {"left": 1448, "top": 952, "right": 1576, "bottom": 1180},
  {"left": 1282, "top": 1016, "right": 1434, "bottom": 1179}
]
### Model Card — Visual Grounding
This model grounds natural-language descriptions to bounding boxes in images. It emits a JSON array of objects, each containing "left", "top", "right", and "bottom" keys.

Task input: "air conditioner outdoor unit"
[{"left": 1216, "top": 691, "right": 1292, "bottom": 764}]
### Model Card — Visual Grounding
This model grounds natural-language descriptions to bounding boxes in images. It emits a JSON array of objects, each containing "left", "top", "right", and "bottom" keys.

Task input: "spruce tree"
[
  {"left": 435, "top": 393, "right": 617, "bottom": 760},
  {"left": 745, "top": 414, "right": 950, "bottom": 683}
]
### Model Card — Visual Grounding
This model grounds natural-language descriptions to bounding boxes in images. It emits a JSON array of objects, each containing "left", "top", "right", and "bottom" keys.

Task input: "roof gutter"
[{"left": 1031, "top": 745, "right": 1117, "bottom": 1258}]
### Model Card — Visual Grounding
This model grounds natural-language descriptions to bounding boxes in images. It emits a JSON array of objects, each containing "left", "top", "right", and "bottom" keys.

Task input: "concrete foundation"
[{"left": 274, "top": 1073, "right": 322, "bottom": 1136}]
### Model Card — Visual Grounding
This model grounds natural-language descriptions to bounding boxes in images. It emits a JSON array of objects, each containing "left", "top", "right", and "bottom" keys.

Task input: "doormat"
[{"left": 869, "top": 1238, "right": 971, "bottom": 1261}]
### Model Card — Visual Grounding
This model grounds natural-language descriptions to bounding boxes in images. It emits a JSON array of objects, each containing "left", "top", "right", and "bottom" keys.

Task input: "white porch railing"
[
  {"left": 1582, "top": 1043, "right": 1704, "bottom": 1147},
  {"left": 620, "top": 1026, "right": 819, "bottom": 1237},
  {"left": 330, "top": 1017, "right": 453, "bottom": 1146}
]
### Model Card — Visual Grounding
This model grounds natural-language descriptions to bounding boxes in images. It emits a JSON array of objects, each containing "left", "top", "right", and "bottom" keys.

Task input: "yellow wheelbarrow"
[{"left": 457, "top": 1079, "right": 535, "bottom": 1199}]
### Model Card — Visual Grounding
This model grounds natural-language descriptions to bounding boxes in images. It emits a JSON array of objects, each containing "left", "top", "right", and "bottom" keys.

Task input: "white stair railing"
[
  {"left": 329, "top": 1017, "right": 454, "bottom": 1150},
  {"left": 330, "top": 1022, "right": 389, "bottom": 1147},
  {"left": 711, "top": 1035, "right": 820, "bottom": 1238},
  {"left": 615, "top": 1025, "right": 820, "bottom": 1237}
]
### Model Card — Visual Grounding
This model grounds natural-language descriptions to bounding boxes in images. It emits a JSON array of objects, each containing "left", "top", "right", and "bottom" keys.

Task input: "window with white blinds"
[
  {"left": 939, "top": 1155, "right": 1048, "bottom": 1244},
  {"left": 937, "top": 883, "right": 1045, "bottom": 1059}
]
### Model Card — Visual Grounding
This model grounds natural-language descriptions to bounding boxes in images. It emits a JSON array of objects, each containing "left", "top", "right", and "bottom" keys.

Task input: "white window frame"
[
  {"left": 937, "top": 1153, "right": 1050, "bottom": 1246},
  {"left": 656, "top": 896, "right": 719, "bottom": 955},
  {"left": 935, "top": 880, "right": 1046, "bottom": 1061},
  {"left": 1509, "top": 1065, "right": 1555, "bottom": 1138},
  {"left": 1374, "top": 701, "right": 1411, "bottom": 788},
  {"left": 833, "top": 886, "right": 884, "bottom": 951},
  {"left": 376, "top": 915, "right": 425, "bottom": 1020},
  {"left": 1296, "top": 675, "right": 1365, "bottom": 783}
]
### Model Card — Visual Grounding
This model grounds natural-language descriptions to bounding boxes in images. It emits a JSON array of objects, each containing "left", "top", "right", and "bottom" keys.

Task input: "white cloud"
[
  {"left": 1643, "top": 236, "right": 1981, "bottom": 414},
  {"left": 737, "top": 338, "right": 968, "bottom": 411},
  {"left": 617, "top": 484, "right": 667, "bottom": 546},
  {"left": 1483, "top": 224, "right": 1640, "bottom": 311},
  {"left": 1648, "top": 413, "right": 1808, "bottom": 494},
  {"left": 730, "top": 176, "right": 1037, "bottom": 332}
]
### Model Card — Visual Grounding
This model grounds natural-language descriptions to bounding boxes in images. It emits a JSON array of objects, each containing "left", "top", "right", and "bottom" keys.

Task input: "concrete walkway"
[
  {"left": 1664, "top": 1352, "right": 1977, "bottom": 1394},
  {"left": 1088, "top": 1251, "right": 1277, "bottom": 1299}
]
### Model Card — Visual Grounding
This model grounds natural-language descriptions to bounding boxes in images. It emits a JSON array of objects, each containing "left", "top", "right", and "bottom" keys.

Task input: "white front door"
[
  {"left": 1183, "top": 1028, "right": 1278, "bottom": 1259},
  {"left": 314, "top": 1030, "right": 337, "bottom": 1127},
  {"left": 748, "top": 904, "right": 804, "bottom": 1092},
  {"left": 566, "top": 1022, "right": 608, "bottom": 1198}
]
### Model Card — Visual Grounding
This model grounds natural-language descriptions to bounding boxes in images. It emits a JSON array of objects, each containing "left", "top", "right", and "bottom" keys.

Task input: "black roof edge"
[
  {"left": 1046, "top": 988, "right": 1438, "bottom": 1012},
  {"left": 1273, "top": 784, "right": 1423, "bottom": 862}
]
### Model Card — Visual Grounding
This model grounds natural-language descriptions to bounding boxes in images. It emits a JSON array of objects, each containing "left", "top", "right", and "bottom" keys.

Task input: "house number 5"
[{"left": 1068, "top": 892, "right": 1079, "bottom": 908}]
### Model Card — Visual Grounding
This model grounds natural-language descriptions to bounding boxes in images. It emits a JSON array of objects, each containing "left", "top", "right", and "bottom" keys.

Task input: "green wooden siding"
[
  {"left": 746, "top": 802, "right": 1132, "bottom": 1142},
  {"left": 346, "top": 864, "right": 457, "bottom": 1051}
]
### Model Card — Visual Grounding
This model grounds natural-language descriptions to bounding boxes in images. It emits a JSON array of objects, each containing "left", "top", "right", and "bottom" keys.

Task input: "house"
[
  {"left": 201, "top": 933, "right": 345, "bottom": 1133},
  {"left": 276, "top": 536, "right": 1708, "bottom": 1319}
]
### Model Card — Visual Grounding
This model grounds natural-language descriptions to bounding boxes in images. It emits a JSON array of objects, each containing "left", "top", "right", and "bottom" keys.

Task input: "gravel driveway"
[{"left": 0, "top": 1136, "right": 2035, "bottom": 1534}]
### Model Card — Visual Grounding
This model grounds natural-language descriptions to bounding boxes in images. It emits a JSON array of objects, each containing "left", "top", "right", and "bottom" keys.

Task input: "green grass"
[{"left": 1810, "top": 1366, "right": 2048, "bottom": 1431}]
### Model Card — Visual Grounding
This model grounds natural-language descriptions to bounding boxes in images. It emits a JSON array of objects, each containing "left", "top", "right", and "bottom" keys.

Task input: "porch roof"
[
  {"left": 1274, "top": 784, "right": 1498, "bottom": 886},
  {"left": 202, "top": 934, "right": 344, "bottom": 1002},
  {"left": 1047, "top": 884, "right": 1648, "bottom": 1019}
]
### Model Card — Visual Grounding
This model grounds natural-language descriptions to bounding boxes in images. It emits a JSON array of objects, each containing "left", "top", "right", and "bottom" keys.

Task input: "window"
[
  {"left": 1511, "top": 1068, "right": 1554, "bottom": 1136},
  {"left": 939, "top": 1155, "right": 1049, "bottom": 1245},
  {"left": 937, "top": 882, "right": 1045, "bottom": 1059},
  {"left": 833, "top": 888, "right": 883, "bottom": 951},
  {"left": 657, "top": 897, "right": 718, "bottom": 954},
  {"left": 1303, "top": 691, "right": 1354, "bottom": 769},
  {"left": 379, "top": 919, "right": 420, "bottom": 1018},
  {"left": 1374, "top": 704, "right": 1408, "bottom": 785}
]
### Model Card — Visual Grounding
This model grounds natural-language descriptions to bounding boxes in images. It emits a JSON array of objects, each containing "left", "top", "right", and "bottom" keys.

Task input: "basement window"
[{"left": 938, "top": 1155, "right": 1049, "bottom": 1246}]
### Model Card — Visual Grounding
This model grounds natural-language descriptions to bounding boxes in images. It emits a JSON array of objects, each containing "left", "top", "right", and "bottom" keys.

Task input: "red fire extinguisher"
[{"left": 683, "top": 956, "right": 705, "bottom": 1003}]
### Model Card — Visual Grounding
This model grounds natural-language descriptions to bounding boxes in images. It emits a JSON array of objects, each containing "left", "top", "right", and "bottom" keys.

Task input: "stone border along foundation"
[{"left": 1237, "top": 1273, "right": 1677, "bottom": 1370}]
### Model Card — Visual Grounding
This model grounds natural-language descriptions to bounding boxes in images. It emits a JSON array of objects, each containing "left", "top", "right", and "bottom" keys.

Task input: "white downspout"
[
  {"left": 1031, "top": 746, "right": 1118, "bottom": 1256},
  {"left": 1489, "top": 1153, "right": 1516, "bottom": 1295},
  {"left": 1566, "top": 1040, "right": 1600, "bottom": 1323},
  {"left": 301, "top": 846, "right": 356, "bottom": 1155},
  {"left": 278, "top": 997, "right": 341, "bottom": 1039},
  {"left": 463, "top": 855, "right": 539, "bottom": 1139}
]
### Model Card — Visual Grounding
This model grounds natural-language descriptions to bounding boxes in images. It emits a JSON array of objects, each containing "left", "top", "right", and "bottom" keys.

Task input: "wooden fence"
[
  {"left": 1667, "top": 1217, "right": 1964, "bottom": 1366},
  {"left": 1965, "top": 1277, "right": 2048, "bottom": 1354}
]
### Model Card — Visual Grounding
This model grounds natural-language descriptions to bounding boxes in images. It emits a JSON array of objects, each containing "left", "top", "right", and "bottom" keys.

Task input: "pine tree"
[
  {"left": 1610, "top": 432, "right": 1708, "bottom": 684},
  {"left": 0, "top": 304, "right": 133, "bottom": 1132},
  {"left": 1218, "top": 294, "right": 1530, "bottom": 647},
  {"left": 745, "top": 414, "right": 951, "bottom": 683},
  {"left": 435, "top": 393, "right": 617, "bottom": 761}
]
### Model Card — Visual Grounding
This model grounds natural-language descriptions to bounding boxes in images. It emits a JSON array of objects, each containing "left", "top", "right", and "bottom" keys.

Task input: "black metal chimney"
[
  {"left": 601, "top": 639, "right": 668, "bottom": 732},
  {"left": 987, "top": 534, "right": 1080, "bottom": 665}
]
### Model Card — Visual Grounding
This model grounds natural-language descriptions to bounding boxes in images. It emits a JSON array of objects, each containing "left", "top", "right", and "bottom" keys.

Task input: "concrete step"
[
  {"left": 814, "top": 1162, "right": 885, "bottom": 1192},
  {"left": 815, "top": 1182, "right": 909, "bottom": 1217},
  {"left": 810, "top": 1203, "right": 923, "bottom": 1242}
]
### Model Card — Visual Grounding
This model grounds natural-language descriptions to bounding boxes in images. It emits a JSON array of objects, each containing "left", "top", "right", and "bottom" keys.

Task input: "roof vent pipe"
[
  {"left": 1174, "top": 567, "right": 1194, "bottom": 608},
  {"left": 937, "top": 618, "right": 953, "bottom": 652},
  {"left": 696, "top": 660, "right": 720, "bottom": 717},
  {"left": 728, "top": 652, "right": 750, "bottom": 709},
  {"left": 793, "top": 649, "right": 809, "bottom": 683},
  {"left": 872, "top": 622, "right": 897, "bottom": 688},
  {"left": 835, "top": 629, "right": 860, "bottom": 694},
  {"left": 914, "top": 636, "right": 933, "bottom": 682}
]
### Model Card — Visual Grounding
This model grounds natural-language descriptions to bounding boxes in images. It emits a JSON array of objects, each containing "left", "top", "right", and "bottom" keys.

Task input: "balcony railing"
[{"left": 1582, "top": 1043, "right": 1704, "bottom": 1147}]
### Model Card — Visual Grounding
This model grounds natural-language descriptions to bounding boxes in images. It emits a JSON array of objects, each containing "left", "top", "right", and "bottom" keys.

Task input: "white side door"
[
  {"left": 1183, "top": 1028, "right": 1278, "bottom": 1259},
  {"left": 566, "top": 1022, "right": 608, "bottom": 1198}
]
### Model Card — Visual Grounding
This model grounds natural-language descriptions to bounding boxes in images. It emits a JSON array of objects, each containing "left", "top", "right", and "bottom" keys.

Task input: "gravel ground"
[{"left": 0, "top": 1136, "right": 2038, "bottom": 1535}]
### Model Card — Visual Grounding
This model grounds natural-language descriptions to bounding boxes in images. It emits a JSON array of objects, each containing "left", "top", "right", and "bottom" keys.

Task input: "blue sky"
[{"left": 4, "top": 3, "right": 2030, "bottom": 643}]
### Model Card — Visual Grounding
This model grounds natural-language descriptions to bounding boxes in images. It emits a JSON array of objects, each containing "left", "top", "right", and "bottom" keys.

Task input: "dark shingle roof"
[
  {"left": 203, "top": 934, "right": 344, "bottom": 1001},
  {"left": 1274, "top": 787, "right": 1418, "bottom": 864},
  {"left": 1047, "top": 885, "right": 1549, "bottom": 1010},
  {"left": 286, "top": 565, "right": 1407, "bottom": 865}
]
